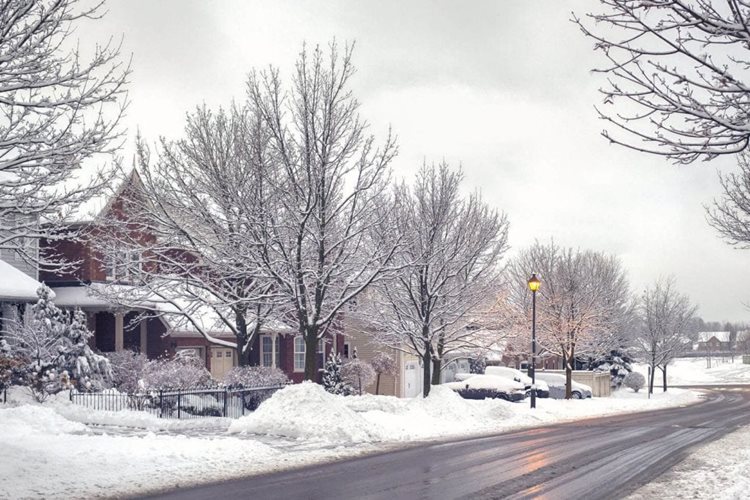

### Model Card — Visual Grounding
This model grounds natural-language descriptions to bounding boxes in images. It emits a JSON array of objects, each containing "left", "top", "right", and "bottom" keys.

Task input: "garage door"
[{"left": 210, "top": 347, "right": 236, "bottom": 380}]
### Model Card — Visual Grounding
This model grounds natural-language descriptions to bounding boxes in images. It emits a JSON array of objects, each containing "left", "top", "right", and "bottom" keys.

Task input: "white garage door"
[{"left": 210, "top": 347, "right": 236, "bottom": 380}]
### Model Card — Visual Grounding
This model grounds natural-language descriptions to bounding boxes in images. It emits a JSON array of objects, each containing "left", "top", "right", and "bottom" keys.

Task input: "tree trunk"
[
  {"left": 565, "top": 347, "right": 575, "bottom": 399},
  {"left": 235, "top": 309, "right": 251, "bottom": 366},
  {"left": 431, "top": 358, "right": 441, "bottom": 385},
  {"left": 661, "top": 365, "right": 667, "bottom": 392},
  {"left": 303, "top": 326, "right": 319, "bottom": 381},
  {"left": 375, "top": 373, "right": 381, "bottom": 395},
  {"left": 648, "top": 363, "right": 655, "bottom": 395},
  {"left": 422, "top": 350, "right": 431, "bottom": 397}
]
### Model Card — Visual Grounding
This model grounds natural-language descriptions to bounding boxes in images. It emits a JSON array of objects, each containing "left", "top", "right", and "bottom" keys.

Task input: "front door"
[{"left": 210, "top": 347, "right": 235, "bottom": 380}]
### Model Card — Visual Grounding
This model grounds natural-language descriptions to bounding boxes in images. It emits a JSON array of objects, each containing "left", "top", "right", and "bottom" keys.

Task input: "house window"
[
  {"left": 317, "top": 338, "right": 326, "bottom": 369},
  {"left": 343, "top": 342, "right": 351, "bottom": 359},
  {"left": 261, "top": 335, "right": 281, "bottom": 368},
  {"left": 294, "top": 336, "right": 305, "bottom": 372},
  {"left": 105, "top": 249, "right": 141, "bottom": 281}
]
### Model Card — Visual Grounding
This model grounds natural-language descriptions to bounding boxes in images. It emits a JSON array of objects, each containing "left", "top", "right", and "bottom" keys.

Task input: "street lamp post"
[{"left": 528, "top": 273, "right": 541, "bottom": 409}]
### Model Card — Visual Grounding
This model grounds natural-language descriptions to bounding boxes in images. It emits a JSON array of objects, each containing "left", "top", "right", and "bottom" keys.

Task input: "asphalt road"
[{"left": 143, "top": 386, "right": 750, "bottom": 500}]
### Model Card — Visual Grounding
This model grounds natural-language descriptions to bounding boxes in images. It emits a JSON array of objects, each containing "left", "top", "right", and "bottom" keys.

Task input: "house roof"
[
  {"left": 67, "top": 168, "right": 142, "bottom": 225},
  {"left": 0, "top": 259, "right": 44, "bottom": 302},
  {"left": 698, "top": 331, "right": 731, "bottom": 343}
]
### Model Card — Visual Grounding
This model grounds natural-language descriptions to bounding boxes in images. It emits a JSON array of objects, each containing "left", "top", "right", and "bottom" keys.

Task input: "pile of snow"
[
  {"left": 229, "top": 382, "right": 380, "bottom": 443},
  {"left": 230, "top": 382, "right": 696, "bottom": 445}
]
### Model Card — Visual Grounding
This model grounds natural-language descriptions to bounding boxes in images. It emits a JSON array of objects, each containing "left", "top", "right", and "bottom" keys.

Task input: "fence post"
[
  {"left": 223, "top": 389, "right": 228, "bottom": 418},
  {"left": 159, "top": 390, "right": 164, "bottom": 418},
  {"left": 242, "top": 392, "right": 245, "bottom": 416},
  {"left": 177, "top": 391, "right": 181, "bottom": 420}
]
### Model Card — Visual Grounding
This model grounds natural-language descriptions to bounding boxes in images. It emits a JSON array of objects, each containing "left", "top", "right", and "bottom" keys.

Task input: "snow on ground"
[
  {"left": 628, "top": 424, "right": 750, "bottom": 500},
  {"left": 1, "top": 383, "right": 700, "bottom": 500},
  {"left": 633, "top": 356, "right": 750, "bottom": 386}
]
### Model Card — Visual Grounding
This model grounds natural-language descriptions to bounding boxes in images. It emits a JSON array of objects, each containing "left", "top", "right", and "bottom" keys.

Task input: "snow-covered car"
[
  {"left": 535, "top": 372, "right": 593, "bottom": 399},
  {"left": 483, "top": 366, "right": 550, "bottom": 399},
  {"left": 444, "top": 374, "right": 527, "bottom": 402}
]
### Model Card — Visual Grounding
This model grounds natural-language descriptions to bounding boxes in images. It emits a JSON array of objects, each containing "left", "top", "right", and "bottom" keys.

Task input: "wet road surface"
[{"left": 142, "top": 386, "right": 750, "bottom": 500}]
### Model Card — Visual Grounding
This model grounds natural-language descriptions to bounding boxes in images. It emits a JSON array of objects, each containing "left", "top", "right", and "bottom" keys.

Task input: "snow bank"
[
  {"left": 229, "top": 382, "right": 380, "bottom": 442},
  {"left": 633, "top": 357, "right": 750, "bottom": 386},
  {"left": 230, "top": 383, "right": 695, "bottom": 445}
]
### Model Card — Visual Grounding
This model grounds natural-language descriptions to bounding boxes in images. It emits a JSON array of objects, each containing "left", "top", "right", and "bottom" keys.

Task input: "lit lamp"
[{"left": 528, "top": 273, "right": 541, "bottom": 409}]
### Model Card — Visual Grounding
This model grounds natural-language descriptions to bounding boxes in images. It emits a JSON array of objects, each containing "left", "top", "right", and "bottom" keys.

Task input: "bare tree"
[
  {"left": 508, "top": 241, "right": 632, "bottom": 399},
  {"left": 574, "top": 1, "right": 750, "bottom": 163},
  {"left": 633, "top": 277, "right": 697, "bottom": 394},
  {"left": 0, "top": 0, "right": 129, "bottom": 268},
  {"left": 363, "top": 162, "right": 509, "bottom": 396},
  {"left": 244, "top": 41, "right": 399, "bottom": 380},
  {"left": 93, "top": 105, "right": 281, "bottom": 365},
  {"left": 708, "top": 151, "right": 750, "bottom": 248}
]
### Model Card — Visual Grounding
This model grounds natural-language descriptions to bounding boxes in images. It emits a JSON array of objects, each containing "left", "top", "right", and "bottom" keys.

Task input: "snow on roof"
[
  {"left": 0, "top": 259, "right": 44, "bottom": 302},
  {"left": 698, "top": 331, "right": 731, "bottom": 343},
  {"left": 50, "top": 283, "right": 157, "bottom": 310}
]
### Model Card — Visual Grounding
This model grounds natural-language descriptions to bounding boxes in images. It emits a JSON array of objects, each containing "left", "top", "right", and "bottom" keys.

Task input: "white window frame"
[
  {"left": 294, "top": 336, "right": 305, "bottom": 372},
  {"left": 105, "top": 249, "right": 142, "bottom": 282}
]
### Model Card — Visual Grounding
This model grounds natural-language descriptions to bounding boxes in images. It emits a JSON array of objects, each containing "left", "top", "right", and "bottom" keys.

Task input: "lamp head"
[{"left": 528, "top": 273, "right": 541, "bottom": 293}]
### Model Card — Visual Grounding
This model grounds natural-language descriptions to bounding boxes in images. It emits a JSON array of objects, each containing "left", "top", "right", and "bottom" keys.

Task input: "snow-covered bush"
[
  {"left": 371, "top": 352, "right": 397, "bottom": 395},
  {"left": 107, "top": 350, "right": 149, "bottom": 393},
  {"left": 5, "top": 286, "right": 112, "bottom": 400},
  {"left": 623, "top": 371, "right": 645, "bottom": 393},
  {"left": 223, "top": 366, "right": 288, "bottom": 388},
  {"left": 322, "top": 352, "right": 353, "bottom": 395},
  {"left": 141, "top": 350, "right": 213, "bottom": 390},
  {"left": 592, "top": 350, "right": 633, "bottom": 389},
  {"left": 469, "top": 356, "right": 487, "bottom": 375},
  {"left": 341, "top": 358, "right": 376, "bottom": 395}
]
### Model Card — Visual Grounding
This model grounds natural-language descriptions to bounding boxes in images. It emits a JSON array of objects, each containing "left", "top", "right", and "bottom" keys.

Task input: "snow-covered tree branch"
[
  {"left": 0, "top": 0, "right": 129, "bottom": 268},
  {"left": 575, "top": 0, "right": 750, "bottom": 163}
]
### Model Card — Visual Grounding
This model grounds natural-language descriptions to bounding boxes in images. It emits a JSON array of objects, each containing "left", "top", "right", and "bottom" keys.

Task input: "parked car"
[
  {"left": 444, "top": 374, "right": 527, "bottom": 402},
  {"left": 535, "top": 372, "right": 593, "bottom": 399},
  {"left": 484, "top": 366, "right": 550, "bottom": 399}
]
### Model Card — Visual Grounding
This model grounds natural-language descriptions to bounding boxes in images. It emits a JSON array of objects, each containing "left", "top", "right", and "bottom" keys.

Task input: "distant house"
[{"left": 696, "top": 331, "right": 732, "bottom": 352}]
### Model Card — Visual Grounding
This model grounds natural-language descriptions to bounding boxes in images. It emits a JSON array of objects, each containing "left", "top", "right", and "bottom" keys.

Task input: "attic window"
[{"left": 105, "top": 250, "right": 141, "bottom": 281}]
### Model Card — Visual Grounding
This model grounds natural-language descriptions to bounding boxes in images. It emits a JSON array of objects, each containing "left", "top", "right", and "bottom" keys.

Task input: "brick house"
[
  {"left": 696, "top": 331, "right": 733, "bottom": 352},
  {"left": 39, "top": 170, "right": 344, "bottom": 382}
]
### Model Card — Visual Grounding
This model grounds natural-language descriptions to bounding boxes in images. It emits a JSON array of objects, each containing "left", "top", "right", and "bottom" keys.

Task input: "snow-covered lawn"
[
  {"left": 0, "top": 383, "right": 699, "bottom": 499},
  {"left": 633, "top": 356, "right": 750, "bottom": 386},
  {"left": 627, "top": 424, "right": 750, "bottom": 500}
]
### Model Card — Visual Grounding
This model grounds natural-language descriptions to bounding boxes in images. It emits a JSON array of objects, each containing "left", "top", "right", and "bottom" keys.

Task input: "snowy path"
[{"left": 144, "top": 388, "right": 750, "bottom": 500}]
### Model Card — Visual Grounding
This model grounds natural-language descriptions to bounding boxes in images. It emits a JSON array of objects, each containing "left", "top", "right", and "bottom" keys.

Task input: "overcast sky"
[{"left": 81, "top": 0, "right": 750, "bottom": 322}]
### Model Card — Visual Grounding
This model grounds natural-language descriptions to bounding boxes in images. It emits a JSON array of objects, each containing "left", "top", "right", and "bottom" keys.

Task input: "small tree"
[
  {"left": 322, "top": 352, "right": 352, "bottom": 396},
  {"left": 7, "top": 285, "right": 111, "bottom": 399},
  {"left": 371, "top": 352, "right": 397, "bottom": 395},
  {"left": 623, "top": 372, "right": 645, "bottom": 393},
  {"left": 591, "top": 350, "right": 633, "bottom": 389},
  {"left": 342, "top": 358, "right": 376, "bottom": 396}
]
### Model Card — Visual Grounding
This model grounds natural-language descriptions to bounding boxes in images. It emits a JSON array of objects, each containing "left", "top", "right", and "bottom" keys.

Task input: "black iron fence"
[{"left": 70, "top": 385, "right": 285, "bottom": 419}]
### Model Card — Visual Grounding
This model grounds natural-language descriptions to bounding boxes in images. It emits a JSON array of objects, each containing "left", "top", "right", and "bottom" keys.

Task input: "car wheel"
[{"left": 572, "top": 391, "right": 582, "bottom": 399}]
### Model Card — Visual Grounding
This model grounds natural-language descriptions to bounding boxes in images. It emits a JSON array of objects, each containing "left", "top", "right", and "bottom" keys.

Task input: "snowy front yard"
[
  {"left": 633, "top": 356, "right": 750, "bottom": 386},
  {"left": 1, "top": 383, "right": 699, "bottom": 500}
]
